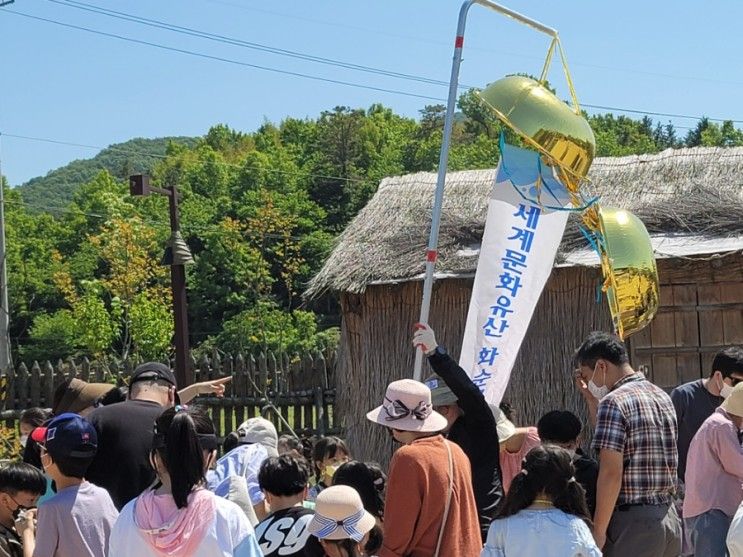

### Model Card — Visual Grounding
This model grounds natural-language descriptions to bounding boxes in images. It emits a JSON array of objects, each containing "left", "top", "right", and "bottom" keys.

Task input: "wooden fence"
[{"left": 0, "top": 349, "right": 339, "bottom": 440}]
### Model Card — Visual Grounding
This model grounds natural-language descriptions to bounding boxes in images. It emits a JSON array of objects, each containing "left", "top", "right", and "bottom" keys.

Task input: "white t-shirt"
[{"left": 108, "top": 493, "right": 262, "bottom": 557}]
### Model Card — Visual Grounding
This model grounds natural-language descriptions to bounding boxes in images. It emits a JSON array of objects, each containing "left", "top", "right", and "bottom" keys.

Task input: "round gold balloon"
[
  {"left": 597, "top": 207, "right": 659, "bottom": 339},
  {"left": 477, "top": 75, "right": 596, "bottom": 190}
]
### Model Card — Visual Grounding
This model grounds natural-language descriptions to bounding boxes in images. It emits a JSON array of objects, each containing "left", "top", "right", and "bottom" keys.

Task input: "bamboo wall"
[
  {"left": 337, "top": 266, "right": 611, "bottom": 467},
  {"left": 336, "top": 255, "right": 743, "bottom": 467}
]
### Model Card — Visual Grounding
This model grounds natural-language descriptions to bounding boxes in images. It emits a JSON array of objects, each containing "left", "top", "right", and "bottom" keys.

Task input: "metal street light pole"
[
  {"left": 166, "top": 183, "right": 192, "bottom": 388},
  {"left": 130, "top": 174, "right": 194, "bottom": 387}
]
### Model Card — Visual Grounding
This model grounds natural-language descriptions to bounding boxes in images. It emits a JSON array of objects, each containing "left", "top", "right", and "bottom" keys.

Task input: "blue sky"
[{"left": 1, "top": 0, "right": 741, "bottom": 186}]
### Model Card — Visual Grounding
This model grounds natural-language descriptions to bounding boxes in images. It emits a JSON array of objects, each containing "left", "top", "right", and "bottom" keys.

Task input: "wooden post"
[{"left": 314, "top": 386, "right": 326, "bottom": 437}]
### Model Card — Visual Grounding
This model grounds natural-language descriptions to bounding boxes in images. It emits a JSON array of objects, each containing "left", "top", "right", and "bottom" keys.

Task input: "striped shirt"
[{"left": 592, "top": 373, "right": 678, "bottom": 505}]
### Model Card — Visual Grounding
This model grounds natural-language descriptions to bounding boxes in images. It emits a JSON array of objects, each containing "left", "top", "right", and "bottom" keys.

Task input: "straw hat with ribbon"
[
  {"left": 307, "top": 485, "right": 376, "bottom": 541},
  {"left": 366, "top": 379, "right": 447, "bottom": 433}
]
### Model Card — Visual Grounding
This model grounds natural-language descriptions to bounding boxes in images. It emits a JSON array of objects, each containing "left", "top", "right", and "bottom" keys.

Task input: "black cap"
[{"left": 129, "top": 362, "right": 177, "bottom": 388}]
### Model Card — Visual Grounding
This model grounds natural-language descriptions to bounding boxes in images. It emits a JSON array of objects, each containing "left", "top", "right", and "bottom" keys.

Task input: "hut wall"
[
  {"left": 337, "top": 266, "right": 611, "bottom": 467},
  {"left": 630, "top": 255, "right": 743, "bottom": 389},
  {"left": 337, "top": 253, "right": 743, "bottom": 466}
]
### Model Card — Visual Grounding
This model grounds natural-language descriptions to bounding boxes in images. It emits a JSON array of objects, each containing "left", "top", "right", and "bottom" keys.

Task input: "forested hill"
[
  {"left": 4, "top": 99, "right": 743, "bottom": 363},
  {"left": 17, "top": 136, "right": 198, "bottom": 209}
]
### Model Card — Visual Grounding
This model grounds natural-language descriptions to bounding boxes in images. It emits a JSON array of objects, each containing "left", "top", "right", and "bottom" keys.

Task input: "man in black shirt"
[
  {"left": 85, "top": 362, "right": 178, "bottom": 510},
  {"left": 255, "top": 455, "right": 324, "bottom": 557},
  {"left": 537, "top": 410, "right": 599, "bottom": 516},
  {"left": 414, "top": 323, "right": 504, "bottom": 542},
  {"left": 670, "top": 347, "right": 743, "bottom": 484}
]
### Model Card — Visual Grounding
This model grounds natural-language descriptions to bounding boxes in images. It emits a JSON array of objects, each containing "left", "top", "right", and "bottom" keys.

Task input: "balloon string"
[
  {"left": 556, "top": 36, "right": 581, "bottom": 113},
  {"left": 539, "top": 38, "right": 557, "bottom": 84}
]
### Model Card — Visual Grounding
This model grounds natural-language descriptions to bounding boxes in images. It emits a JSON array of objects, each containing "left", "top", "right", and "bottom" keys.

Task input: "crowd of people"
[{"left": 0, "top": 324, "right": 741, "bottom": 556}]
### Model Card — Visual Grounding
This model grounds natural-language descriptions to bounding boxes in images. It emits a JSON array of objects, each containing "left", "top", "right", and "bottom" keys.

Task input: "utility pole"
[
  {"left": 129, "top": 174, "right": 194, "bottom": 387},
  {"left": 0, "top": 137, "right": 11, "bottom": 376}
]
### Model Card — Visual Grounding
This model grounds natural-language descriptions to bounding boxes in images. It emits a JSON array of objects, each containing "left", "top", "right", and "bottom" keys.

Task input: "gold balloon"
[
  {"left": 477, "top": 75, "right": 596, "bottom": 190},
  {"left": 595, "top": 206, "right": 659, "bottom": 339}
]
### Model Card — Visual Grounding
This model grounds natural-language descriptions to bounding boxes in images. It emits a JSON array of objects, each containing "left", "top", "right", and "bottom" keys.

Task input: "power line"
[
  {"left": 0, "top": 132, "right": 368, "bottom": 184},
  {"left": 4, "top": 5, "right": 743, "bottom": 124},
  {"left": 1, "top": 9, "right": 443, "bottom": 103},
  {"left": 204, "top": 0, "right": 743, "bottom": 89},
  {"left": 38, "top": 0, "right": 743, "bottom": 125},
  {"left": 46, "top": 0, "right": 450, "bottom": 88}
]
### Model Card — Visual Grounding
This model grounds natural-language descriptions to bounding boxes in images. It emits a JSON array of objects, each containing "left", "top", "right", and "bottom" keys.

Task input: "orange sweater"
[{"left": 379, "top": 435, "right": 481, "bottom": 557}]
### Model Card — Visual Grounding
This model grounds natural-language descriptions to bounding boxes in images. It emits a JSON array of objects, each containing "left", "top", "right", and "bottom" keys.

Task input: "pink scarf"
[{"left": 134, "top": 488, "right": 216, "bottom": 557}]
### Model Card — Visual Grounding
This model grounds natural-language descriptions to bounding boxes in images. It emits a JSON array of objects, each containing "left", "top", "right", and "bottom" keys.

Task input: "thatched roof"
[{"left": 308, "top": 146, "right": 743, "bottom": 296}]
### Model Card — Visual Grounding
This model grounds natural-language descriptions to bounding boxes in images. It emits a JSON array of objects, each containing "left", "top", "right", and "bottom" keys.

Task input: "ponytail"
[
  {"left": 153, "top": 406, "right": 216, "bottom": 509},
  {"left": 496, "top": 445, "right": 591, "bottom": 523},
  {"left": 496, "top": 469, "right": 539, "bottom": 519},
  {"left": 553, "top": 478, "right": 592, "bottom": 526}
]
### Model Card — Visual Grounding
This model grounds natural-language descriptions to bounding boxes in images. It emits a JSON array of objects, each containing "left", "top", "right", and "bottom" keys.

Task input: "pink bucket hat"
[{"left": 366, "top": 379, "right": 448, "bottom": 433}]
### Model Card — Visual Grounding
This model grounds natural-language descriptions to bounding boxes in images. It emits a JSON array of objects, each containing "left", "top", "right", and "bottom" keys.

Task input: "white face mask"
[
  {"left": 588, "top": 364, "right": 610, "bottom": 400},
  {"left": 19, "top": 435, "right": 28, "bottom": 448},
  {"left": 720, "top": 378, "right": 735, "bottom": 399}
]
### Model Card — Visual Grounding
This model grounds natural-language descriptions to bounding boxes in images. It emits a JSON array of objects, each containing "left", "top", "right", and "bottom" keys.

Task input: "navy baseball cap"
[
  {"left": 31, "top": 413, "right": 97, "bottom": 459},
  {"left": 129, "top": 362, "right": 177, "bottom": 388}
]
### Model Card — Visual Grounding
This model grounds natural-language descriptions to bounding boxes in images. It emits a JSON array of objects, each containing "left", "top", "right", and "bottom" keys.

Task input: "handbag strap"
[{"left": 433, "top": 439, "right": 454, "bottom": 557}]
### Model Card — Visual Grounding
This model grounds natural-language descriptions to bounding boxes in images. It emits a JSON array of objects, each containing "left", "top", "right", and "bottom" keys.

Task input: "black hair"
[
  {"left": 496, "top": 445, "right": 591, "bottom": 525},
  {"left": 222, "top": 431, "right": 240, "bottom": 455},
  {"left": 259, "top": 455, "right": 310, "bottom": 496},
  {"left": 278, "top": 434, "right": 303, "bottom": 455},
  {"left": 712, "top": 347, "right": 743, "bottom": 379},
  {"left": 20, "top": 408, "right": 51, "bottom": 429},
  {"left": 365, "top": 523, "right": 384, "bottom": 555},
  {"left": 96, "top": 386, "right": 128, "bottom": 407},
  {"left": 48, "top": 452, "right": 94, "bottom": 479},
  {"left": 332, "top": 461, "right": 386, "bottom": 519},
  {"left": 301, "top": 434, "right": 317, "bottom": 462},
  {"left": 0, "top": 462, "right": 46, "bottom": 496},
  {"left": 320, "top": 538, "right": 361, "bottom": 557},
  {"left": 573, "top": 331, "right": 629, "bottom": 368},
  {"left": 537, "top": 411, "right": 583, "bottom": 444},
  {"left": 499, "top": 401, "right": 514, "bottom": 422},
  {"left": 153, "top": 406, "right": 216, "bottom": 509},
  {"left": 312, "top": 436, "right": 350, "bottom": 481}
]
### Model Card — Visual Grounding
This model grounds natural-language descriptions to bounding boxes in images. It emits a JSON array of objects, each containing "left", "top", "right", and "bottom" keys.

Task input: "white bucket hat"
[
  {"left": 308, "top": 485, "right": 376, "bottom": 541},
  {"left": 236, "top": 417, "right": 279, "bottom": 457},
  {"left": 366, "top": 379, "right": 448, "bottom": 433}
]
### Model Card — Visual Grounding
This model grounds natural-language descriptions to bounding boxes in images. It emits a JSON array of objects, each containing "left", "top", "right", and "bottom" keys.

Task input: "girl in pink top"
[{"left": 499, "top": 424, "right": 541, "bottom": 493}]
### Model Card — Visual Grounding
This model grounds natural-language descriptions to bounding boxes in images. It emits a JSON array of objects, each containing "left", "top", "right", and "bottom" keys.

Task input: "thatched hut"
[{"left": 308, "top": 147, "right": 743, "bottom": 465}]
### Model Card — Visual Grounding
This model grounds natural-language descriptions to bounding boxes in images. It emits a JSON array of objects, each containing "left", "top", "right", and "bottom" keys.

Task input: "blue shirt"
[
  {"left": 207, "top": 444, "right": 270, "bottom": 506},
  {"left": 481, "top": 508, "right": 601, "bottom": 557}
]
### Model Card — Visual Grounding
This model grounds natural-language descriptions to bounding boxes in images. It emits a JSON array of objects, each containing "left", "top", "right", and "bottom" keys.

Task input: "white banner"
[{"left": 459, "top": 160, "right": 569, "bottom": 404}]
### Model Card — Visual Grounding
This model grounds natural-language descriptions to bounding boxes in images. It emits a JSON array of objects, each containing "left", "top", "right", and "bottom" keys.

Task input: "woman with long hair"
[
  {"left": 481, "top": 445, "right": 601, "bottom": 557},
  {"left": 332, "top": 461, "right": 386, "bottom": 555},
  {"left": 109, "top": 405, "right": 262, "bottom": 556}
]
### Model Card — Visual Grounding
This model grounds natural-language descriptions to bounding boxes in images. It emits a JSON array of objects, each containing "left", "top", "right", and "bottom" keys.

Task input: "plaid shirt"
[{"left": 592, "top": 373, "right": 678, "bottom": 505}]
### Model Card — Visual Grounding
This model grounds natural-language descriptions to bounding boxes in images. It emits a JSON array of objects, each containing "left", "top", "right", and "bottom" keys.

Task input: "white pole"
[{"left": 413, "top": 0, "right": 556, "bottom": 381}]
